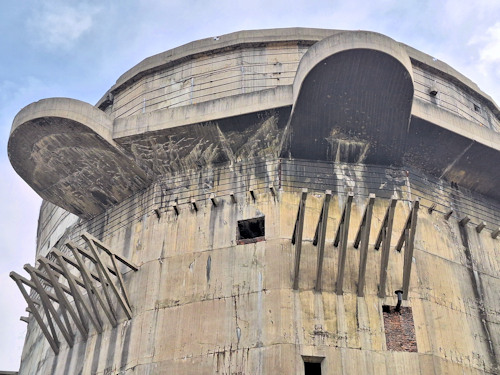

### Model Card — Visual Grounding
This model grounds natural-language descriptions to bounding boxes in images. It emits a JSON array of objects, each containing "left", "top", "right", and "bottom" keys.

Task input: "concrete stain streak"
[
  {"left": 458, "top": 223, "right": 499, "bottom": 372},
  {"left": 439, "top": 141, "right": 474, "bottom": 179},
  {"left": 10, "top": 29, "right": 500, "bottom": 375}
]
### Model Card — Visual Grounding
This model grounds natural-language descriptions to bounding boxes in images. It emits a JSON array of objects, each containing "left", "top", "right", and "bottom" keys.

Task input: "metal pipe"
[{"left": 395, "top": 290, "right": 403, "bottom": 312}]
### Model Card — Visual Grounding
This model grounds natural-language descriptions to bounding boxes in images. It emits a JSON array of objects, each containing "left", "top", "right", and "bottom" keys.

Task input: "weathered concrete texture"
[
  {"left": 286, "top": 47, "right": 413, "bottom": 164},
  {"left": 21, "top": 180, "right": 500, "bottom": 374},
  {"left": 36, "top": 201, "right": 78, "bottom": 257},
  {"left": 8, "top": 30, "right": 500, "bottom": 216},
  {"left": 96, "top": 28, "right": 339, "bottom": 110},
  {"left": 15, "top": 159, "right": 499, "bottom": 375},
  {"left": 108, "top": 43, "right": 307, "bottom": 119},
  {"left": 383, "top": 307, "right": 418, "bottom": 352},
  {"left": 116, "top": 109, "right": 289, "bottom": 174},
  {"left": 9, "top": 29, "right": 500, "bottom": 375},
  {"left": 412, "top": 65, "right": 500, "bottom": 132},
  {"left": 8, "top": 98, "right": 152, "bottom": 218}
]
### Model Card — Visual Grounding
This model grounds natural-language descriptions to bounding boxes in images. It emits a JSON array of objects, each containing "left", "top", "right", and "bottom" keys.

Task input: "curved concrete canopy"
[
  {"left": 406, "top": 101, "right": 500, "bottom": 200},
  {"left": 284, "top": 31, "right": 414, "bottom": 164},
  {"left": 7, "top": 30, "right": 500, "bottom": 218},
  {"left": 8, "top": 98, "right": 152, "bottom": 218}
]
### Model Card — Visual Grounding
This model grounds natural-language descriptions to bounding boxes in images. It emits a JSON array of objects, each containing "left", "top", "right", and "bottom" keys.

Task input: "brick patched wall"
[{"left": 383, "top": 306, "right": 418, "bottom": 352}]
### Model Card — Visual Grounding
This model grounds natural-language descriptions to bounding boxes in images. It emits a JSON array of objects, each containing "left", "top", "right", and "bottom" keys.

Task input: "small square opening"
[
  {"left": 303, "top": 357, "right": 323, "bottom": 375},
  {"left": 237, "top": 216, "right": 265, "bottom": 244},
  {"left": 473, "top": 103, "right": 481, "bottom": 112}
]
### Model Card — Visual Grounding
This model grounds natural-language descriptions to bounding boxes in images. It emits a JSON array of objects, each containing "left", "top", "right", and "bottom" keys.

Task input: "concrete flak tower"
[{"left": 6, "top": 28, "right": 500, "bottom": 374}]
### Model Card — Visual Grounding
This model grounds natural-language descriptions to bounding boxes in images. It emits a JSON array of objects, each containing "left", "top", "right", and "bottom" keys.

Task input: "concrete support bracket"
[
  {"left": 51, "top": 250, "right": 103, "bottom": 333},
  {"left": 377, "top": 197, "right": 397, "bottom": 298},
  {"left": 82, "top": 233, "right": 134, "bottom": 318},
  {"left": 37, "top": 259, "right": 89, "bottom": 338},
  {"left": 396, "top": 200, "right": 420, "bottom": 300},
  {"left": 66, "top": 242, "right": 118, "bottom": 327},
  {"left": 334, "top": 193, "right": 353, "bottom": 295},
  {"left": 24, "top": 265, "right": 75, "bottom": 347},
  {"left": 10, "top": 272, "right": 60, "bottom": 354},
  {"left": 314, "top": 190, "right": 332, "bottom": 292},
  {"left": 292, "top": 188, "right": 308, "bottom": 290},
  {"left": 355, "top": 194, "right": 376, "bottom": 297}
]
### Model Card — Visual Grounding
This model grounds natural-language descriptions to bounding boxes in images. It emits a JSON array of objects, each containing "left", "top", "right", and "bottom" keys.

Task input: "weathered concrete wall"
[
  {"left": 36, "top": 201, "right": 78, "bottom": 256},
  {"left": 10, "top": 28, "right": 500, "bottom": 375},
  {"left": 109, "top": 43, "right": 308, "bottom": 119},
  {"left": 19, "top": 160, "right": 500, "bottom": 375},
  {"left": 413, "top": 65, "right": 500, "bottom": 131},
  {"left": 9, "top": 30, "right": 500, "bottom": 220}
]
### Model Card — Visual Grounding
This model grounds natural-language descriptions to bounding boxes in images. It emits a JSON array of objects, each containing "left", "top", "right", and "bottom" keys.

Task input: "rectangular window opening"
[
  {"left": 237, "top": 216, "right": 265, "bottom": 245},
  {"left": 303, "top": 357, "right": 323, "bottom": 375},
  {"left": 473, "top": 103, "right": 481, "bottom": 112}
]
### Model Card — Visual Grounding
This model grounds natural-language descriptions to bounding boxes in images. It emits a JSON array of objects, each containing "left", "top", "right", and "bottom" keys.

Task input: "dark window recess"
[
  {"left": 237, "top": 216, "right": 265, "bottom": 244},
  {"left": 382, "top": 305, "right": 418, "bottom": 352},
  {"left": 473, "top": 103, "right": 481, "bottom": 112},
  {"left": 303, "top": 359, "right": 322, "bottom": 375}
]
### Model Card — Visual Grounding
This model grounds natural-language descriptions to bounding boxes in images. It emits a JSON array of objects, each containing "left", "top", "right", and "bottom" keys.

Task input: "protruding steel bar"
[
  {"left": 10, "top": 272, "right": 59, "bottom": 354},
  {"left": 292, "top": 188, "right": 308, "bottom": 290},
  {"left": 402, "top": 200, "right": 419, "bottom": 300},
  {"left": 356, "top": 194, "right": 376, "bottom": 297},
  {"left": 335, "top": 193, "right": 353, "bottom": 295},
  {"left": 315, "top": 190, "right": 332, "bottom": 292},
  {"left": 377, "top": 197, "right": 397, "bottom": 298},
  {"left": 269, "top": 185, "right": 276, "bottom": 197},
  {"left": 395, "top": 290, "right": 403, "bottom": 312}
]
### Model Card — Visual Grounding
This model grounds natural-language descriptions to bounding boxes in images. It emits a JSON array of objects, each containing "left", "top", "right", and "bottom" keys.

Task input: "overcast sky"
[{"left": 1, "top": 0, "right": 499, "bottom": 370}]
